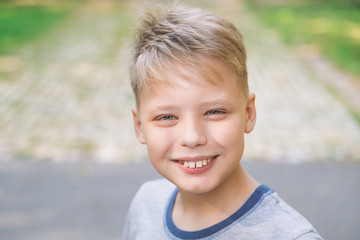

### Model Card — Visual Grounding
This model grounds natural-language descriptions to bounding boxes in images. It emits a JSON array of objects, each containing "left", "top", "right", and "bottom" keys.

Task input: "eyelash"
[
  {"left": 156, "top": 115, "right": 177, "bottom": 121},
  {"left": 154, "top": 109, "right": 227, "bottom": 121},
  {"left": 206, "top": 109, "right": 226, "bottom": 115}
]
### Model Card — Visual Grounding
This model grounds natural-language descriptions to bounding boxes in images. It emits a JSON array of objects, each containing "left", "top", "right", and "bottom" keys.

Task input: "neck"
[{"left": 172, "top": 164, "right": 259, "bottom": 231}]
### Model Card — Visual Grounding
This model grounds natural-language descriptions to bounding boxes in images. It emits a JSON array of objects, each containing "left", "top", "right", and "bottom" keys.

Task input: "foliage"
[
  {"left": 0, "top": 2, "right": 75, "bottom": 55},
  {"left": 245, "top": 0, "right": 360, "bottom": 78}
]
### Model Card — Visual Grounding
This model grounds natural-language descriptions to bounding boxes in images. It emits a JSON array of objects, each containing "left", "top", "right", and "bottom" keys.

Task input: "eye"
[
  {"left": 153, "top": 114, "right": 178, "bottom": 127},
  {"left": 205, "top": 109, "right": 227, "bottom": 120},
  {"left": 156, "top": 115, "right": 177, "bottom": 121},
  {"left": 206, "top": 109, "right": 225, "bottom": 115}
]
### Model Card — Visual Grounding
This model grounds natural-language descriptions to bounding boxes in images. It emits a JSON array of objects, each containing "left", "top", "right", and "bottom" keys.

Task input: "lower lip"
[{"left": 174, "top": 157, "right": 217, "bottom": 174}]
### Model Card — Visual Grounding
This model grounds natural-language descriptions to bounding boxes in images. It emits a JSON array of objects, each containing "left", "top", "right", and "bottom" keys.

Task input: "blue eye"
[
  {"left": 158, "top": 115, "right": 177, "bottom": 121},
  {"left": 205, "top": 109, "right": 228, "bottom": 120},
  {"left": 207, "top": 110, "right": 224, "bottom": 115}
]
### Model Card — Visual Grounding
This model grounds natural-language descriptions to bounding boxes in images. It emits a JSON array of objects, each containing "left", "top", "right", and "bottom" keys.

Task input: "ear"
[
  {"left": 244, "top": 93, "right": 257, "bottom": 134},
  {"left": 132, "top": 107, "right": 146, "bottom": 144}
]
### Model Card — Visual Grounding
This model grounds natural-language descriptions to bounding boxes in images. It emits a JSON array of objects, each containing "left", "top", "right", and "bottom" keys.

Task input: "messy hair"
[{"left": 130, "top": 4, "right": 248, "bottom": 107}]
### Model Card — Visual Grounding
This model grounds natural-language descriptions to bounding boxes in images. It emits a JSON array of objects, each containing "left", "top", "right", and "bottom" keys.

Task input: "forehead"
[
  {"left": 146, "top": 57, "right": 239, "bottom": 92},
  {"left": 136, "top": 58, "right": 245, "bottom": 111}
]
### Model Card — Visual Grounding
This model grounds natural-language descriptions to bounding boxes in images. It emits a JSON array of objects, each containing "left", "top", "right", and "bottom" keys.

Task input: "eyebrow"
[
  {"left": 146, "top": 105, "right": 178, "bottom": 117},
  {"left": 152, "top": 99, "right": 234, "bottom": 109},
  {"left": 200, "top": 99, "right": 236, "bottom": 108},
  {"left": 145, "top": 98, "right": 238, "bottom": 117}
]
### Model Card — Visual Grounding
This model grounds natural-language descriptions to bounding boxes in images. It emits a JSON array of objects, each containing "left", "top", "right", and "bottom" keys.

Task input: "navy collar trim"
[{"left": 165, "top": 184, "right": 273, "bottom": 239}]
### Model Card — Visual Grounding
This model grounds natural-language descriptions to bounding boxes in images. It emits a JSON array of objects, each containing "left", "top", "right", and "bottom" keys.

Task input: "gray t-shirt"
[{"left": 123, "top": 179, "right": 323, "bottom": 240}]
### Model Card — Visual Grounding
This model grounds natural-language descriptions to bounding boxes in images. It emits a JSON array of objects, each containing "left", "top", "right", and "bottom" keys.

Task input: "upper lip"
[{"left": 172, "top": 155, "right": 217, "bottom": 162}]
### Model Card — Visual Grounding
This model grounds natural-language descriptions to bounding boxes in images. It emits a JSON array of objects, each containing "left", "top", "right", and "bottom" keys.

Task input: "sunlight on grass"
[
  {"left": 245, "top": 1, "right": 360, "bottom": 78},
  {"left": 0, "top": 2, "right": 77, "bottom": 55},
  {"left": 348, "top": 23, "right": 360, "bottom": 41},
  {"left": 308, "top": 18, "right": 332, "bottom": 34}
]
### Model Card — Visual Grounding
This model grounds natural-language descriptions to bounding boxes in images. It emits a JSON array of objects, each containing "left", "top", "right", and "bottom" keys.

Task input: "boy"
[{"left": 123, "top": 5, "right": 322, "bottom": 240}]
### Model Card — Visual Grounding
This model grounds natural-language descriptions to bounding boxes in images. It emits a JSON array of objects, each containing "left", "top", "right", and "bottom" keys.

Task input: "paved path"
[
  {"left": 220, "top": 0, "right": 360, "bottom": 162},
  {"left": 0, "top": 160, "right": 359, "bottom": 240},
  {"left": 0, "top": 0, "right": 359, "bottom": 163},
  {"left": 0, "top": 1, "right": 145, "bottom": 163}
]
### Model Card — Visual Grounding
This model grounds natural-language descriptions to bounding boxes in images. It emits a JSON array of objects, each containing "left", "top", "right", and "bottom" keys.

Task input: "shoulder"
[
  {"left": 122, "top": 178, "right": 176, "bottom": 239},
  {"left": 266, "top": 193, "right": 315, "bottom": 229},
  {"left": 128, "top": 178, "right": 176, "bottom": 213},
  {"left": 244, "top": 191, "right": 323, "bottom": 239}
]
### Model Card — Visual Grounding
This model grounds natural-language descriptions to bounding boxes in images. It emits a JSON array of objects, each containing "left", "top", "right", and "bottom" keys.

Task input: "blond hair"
[{"left": 130, "top": 5, "right": 248, "bottom": 107}]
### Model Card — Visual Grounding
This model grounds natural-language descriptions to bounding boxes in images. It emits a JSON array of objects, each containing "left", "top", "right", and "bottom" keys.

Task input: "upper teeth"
[{"left": 183, "top": 159, "right": 212, "bottom": 169}]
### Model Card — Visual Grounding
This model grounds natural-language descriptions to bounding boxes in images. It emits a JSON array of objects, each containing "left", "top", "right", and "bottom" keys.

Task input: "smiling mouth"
[{"left": 177, "top": 156, "right": 217, "bottom": 169}]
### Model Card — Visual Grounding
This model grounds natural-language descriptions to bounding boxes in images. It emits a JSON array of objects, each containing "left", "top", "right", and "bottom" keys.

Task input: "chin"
[{"left": 176, "top": 178, "right": 219, "bottom": 195}]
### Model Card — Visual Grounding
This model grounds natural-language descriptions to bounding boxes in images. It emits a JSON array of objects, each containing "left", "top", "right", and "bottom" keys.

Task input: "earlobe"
[
  {"left": 245, "top": 93, "right": 257, "bottom": 134},
  {"left": 132, "top": 108, "right": 146, "bottom": 144}
]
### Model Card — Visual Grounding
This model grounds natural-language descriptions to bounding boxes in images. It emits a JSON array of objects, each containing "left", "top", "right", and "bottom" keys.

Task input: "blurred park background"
[
  {"left": 0, "top": 0, "right": 360, "bottom": 163},
  {"left": 0, "top": 0, "right": 359, "bottom": 239}
]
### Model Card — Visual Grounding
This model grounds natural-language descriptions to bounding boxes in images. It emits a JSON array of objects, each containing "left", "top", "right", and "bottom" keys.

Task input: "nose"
[{"left": 178, "top": 117, "right": 207, "bottom": 148}]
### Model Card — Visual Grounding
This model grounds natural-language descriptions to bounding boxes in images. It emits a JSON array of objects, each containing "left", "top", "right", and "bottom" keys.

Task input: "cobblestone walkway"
[
  {"left": 225, "top": 1, "right": 360, "bottom": 162},
  {"left": 0, "top": 1, "right": 146, "bottom": 163},
  {"left": 0, "top": 0, "right": 359, "bottom": 163}
]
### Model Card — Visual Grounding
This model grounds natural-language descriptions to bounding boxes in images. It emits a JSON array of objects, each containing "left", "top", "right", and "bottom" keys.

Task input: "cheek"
[
  {"left": 144, "top": 127, "right": 175, "bottom": 158},
  {"left": 208, "top": 118, "right": 245, "bottom": 147}
]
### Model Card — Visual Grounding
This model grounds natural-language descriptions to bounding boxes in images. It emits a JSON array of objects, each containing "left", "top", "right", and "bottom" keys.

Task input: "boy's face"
[{"left": 132, "top": 59, "right": 256, "bottom": 195}]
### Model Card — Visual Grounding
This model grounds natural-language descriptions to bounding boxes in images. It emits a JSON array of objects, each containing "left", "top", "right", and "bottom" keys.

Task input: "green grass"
[
  {"left": 0, "top": 2, "right": 76, "bottom": 55},
  {"left": 245, "top": 1, "right": 360, "bottom": 78}
]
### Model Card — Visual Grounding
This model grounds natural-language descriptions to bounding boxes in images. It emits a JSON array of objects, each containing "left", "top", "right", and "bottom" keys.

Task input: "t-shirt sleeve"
[
  {"left": 122, "top": 182, "right": 149, "bottom": 240},
  {"left": 122, "top": 182, "right": 154, "bottom": 240},
  {"left": 122, "top": 213, "right": 134, "bottom": 240},
  {"left": 294, "top": 230, "right": 324, "bottom": 240},
  {"left": 122, "top": 179, "right": 175, "bottom": 240}
]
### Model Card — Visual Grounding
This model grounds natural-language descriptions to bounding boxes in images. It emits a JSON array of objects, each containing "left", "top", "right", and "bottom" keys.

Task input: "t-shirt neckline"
[{"left": 165, "top": 184, "right": 273, "bottom": 239}]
